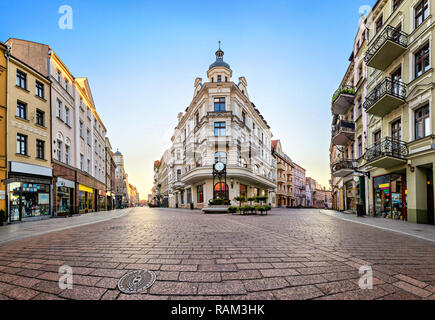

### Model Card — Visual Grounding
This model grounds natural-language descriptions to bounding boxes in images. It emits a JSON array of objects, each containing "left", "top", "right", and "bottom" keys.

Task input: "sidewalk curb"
[
  {"left": 319, "top": 210, "right": 435, "bottom": 244},
  {"left": 0, "top": 209, "right": 131, "bottom": 245}
]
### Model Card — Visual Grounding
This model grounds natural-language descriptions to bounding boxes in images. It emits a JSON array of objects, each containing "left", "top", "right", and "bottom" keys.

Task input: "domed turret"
[{"left": 207, "top": 41, "right": 232, "bottom": 82}]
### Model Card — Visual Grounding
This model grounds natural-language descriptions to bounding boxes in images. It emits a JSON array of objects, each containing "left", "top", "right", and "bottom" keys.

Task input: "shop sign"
[
  {"left": 56, "top": 178, "right": 75, "bottom": 189},
  {"left": 79, "top": 184, "right": 93, "bottom": 193}
]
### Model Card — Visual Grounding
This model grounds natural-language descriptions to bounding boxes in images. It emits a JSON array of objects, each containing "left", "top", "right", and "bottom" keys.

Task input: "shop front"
[
  {"left": 98, "top": 190, "right": 106, "bottom": 211},
  {"left": 345, "top": 180, "right": 356, "bottom": 213},
  {"left": 56, "top": 178, "right": 75, "bottom": 216},
  {"left": 78, "top": 184, "right": 94, "bottom": 213},
  {"left": 373, "top": 173, "right": 407, "bottom": 221},
  {"left": 6, "top": 163, "right": 53, "bottom": 222}
]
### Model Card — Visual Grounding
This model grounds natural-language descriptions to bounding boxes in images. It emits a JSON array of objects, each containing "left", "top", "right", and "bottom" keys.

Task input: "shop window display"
[{"left": 9, "top": 182, "right": 50, "bottom": 221}]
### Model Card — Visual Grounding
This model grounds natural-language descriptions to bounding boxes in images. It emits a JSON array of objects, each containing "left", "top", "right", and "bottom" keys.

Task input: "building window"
[
  {"left": 242, "top": 111, "right": 246, "bottom": 124},
  {"left": 36, "top": 109, "right": 44, "bottom": 126},
  {"left": 375, "top": 15, "right": 383, "bottom": 33},
  {"left": 214, "top": 122, "right": 226, "bottom": 136},
  {"left": 16, "top": 70, "right": 27, "bottom": 89},
  {"left": 357, "top": 136, "right": 362, "bottom": 158},
  {"left": 374, "top": 130, "right": 381, "bottom": 144},
  {"left": 65, "top": 145, "right": 70, "bottom": 165},
  {"left": 215, "top": 151, "right": 227, "bottom": 164},
  {"left": 195, "top": 112, "right": 199, "bottom": 126},
  {"left": 214, "top": 97, "right": 226, "bottom": 112},
  {"left": 391, "top": 119, "right": 402, "bottom": 140},
  {"left": 65, "top": 78, "right": 69, "bottom": 92},
  {"left": 415, "top": 105, "right": 430, "bottom": 139},
  {"left": 197, "top": 185, "right": 204, "bottom": 203},
  {"left": 17, "top": 101, "right": 27, "bottom": 119},
  {"left": 415, "top": 44, "right": 430, "bottom": 78},
  {"left": 214, "top": 183, "right": 229, "bottom": 200},
  {"left": 217, "top": 75, "right": 222, "bottom": 82},
  {"left": 56, "top": 69, "right": 61, "bottom": 83},
  {"left": 87, "top": 129, "right": 91, "bottom": 145},
  {"left": 80, "top": 121, "right": 84, "bottom": 138},
  {"left": 36, "top": 140, "right": 45, "bottom": 159},
  {"left": 80, "top": 154, "right": 84, "bottom": 171},
  {"left": 17, "top": 134, "right": 27, "bottom": 155},
  {"left": 65, "top": 107, "right": 70, "bottom": 125},
  {"left": 415, "top": 0, "right": 429, "bottom": 29},
  {"left": 240, "top": 184, "right": 247, "bottom": 198},
  {"left": 356, "top": 97, "right": 362, "bottom": 118},
  {"left": 87, "top": 159, "right": 91, "bottom": 173},
  {"left": 35, "top": 81, "right": 44, "bottom": 98},
  {"left": 57, "top": 141, "right": 63, "bottom": 162},
  {"left": 57, "top": 100, "right": 62, "bottom": 119}
]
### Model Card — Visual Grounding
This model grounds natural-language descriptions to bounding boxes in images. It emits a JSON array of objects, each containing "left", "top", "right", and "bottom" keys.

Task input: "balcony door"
[
  {"left": 391, "top": 67, "right": 402, "bottom": 96},
  {"left": 391, "top": 119, "right": 402, "bottom": 157}
]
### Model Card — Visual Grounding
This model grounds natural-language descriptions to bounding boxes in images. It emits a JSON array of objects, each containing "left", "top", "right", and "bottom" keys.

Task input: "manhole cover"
[{"left": 117, "top": 270, "right": 156, "bottom": 294}]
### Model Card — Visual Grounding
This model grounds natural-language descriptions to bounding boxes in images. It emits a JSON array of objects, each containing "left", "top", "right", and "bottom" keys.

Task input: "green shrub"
[
  {"left": 209, "top": 199, "right": 231, "bottom": 206},
  {"left": 228, "top": 206, "right": 238, "bottom": 213}
]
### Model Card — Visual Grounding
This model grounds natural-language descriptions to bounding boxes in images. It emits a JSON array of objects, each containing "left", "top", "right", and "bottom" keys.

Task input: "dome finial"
[{"left": 218, "top": 40, "right": 221, "bottom": 50}]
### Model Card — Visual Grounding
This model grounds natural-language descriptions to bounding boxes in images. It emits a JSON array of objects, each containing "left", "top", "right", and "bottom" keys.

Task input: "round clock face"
[{"left": 215, "top": 162, "right": 225, "bottom": 172}]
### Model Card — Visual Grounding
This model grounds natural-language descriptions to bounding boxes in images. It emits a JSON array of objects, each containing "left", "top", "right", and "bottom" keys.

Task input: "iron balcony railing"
[
  {"left": 364, "top": 25, "right": 409, "bottom": 63},
  {"left": 332, "top": 120, "right": 355, "bottom": 137},
  {"left": 364, "top": 137, "right": 409, "bottom": 162},
  {"left": 363, "top": 78, "right": 406, "bottom": 111},
  {"left": 332, "top": 85, "right": 355, "bottom": 104},
  {"left": 331, "top": 159, "right": 357, "bottom": 173}
]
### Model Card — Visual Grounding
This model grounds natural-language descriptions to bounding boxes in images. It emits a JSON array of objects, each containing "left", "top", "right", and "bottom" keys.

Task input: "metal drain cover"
[{"left": 117, "top": 270, "right": 156, "bottom": 294}]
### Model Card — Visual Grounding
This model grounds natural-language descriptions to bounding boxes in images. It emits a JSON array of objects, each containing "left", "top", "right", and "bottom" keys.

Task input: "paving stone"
[
  {"left": 243, "top": 277, "right": 289, "bottom": 292},
  {"left": 198, "top": 281, "right": 247, "bottom": 295},
  {"left": 179, "top": 272, "right": 221, "bottom": 282},
  {"left": 59, "top": 285, "right": 107, "bottom": 300},
  {"left": 272, "top": 285, "right": 324, "bottom": 300}
]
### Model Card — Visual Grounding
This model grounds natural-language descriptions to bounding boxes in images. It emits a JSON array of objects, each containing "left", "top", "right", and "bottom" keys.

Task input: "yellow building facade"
[
  {"left": 363, "top": 0, "right": 435, "bottom": 224},
  {"left": 0, "top": 43, "right": 7, "bottom": 213},
  {"left": 6, "top": 56, "right": 52, "bottom": 221}
]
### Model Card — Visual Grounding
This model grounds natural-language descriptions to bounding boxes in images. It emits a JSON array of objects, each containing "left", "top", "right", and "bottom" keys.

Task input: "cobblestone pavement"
[{"left": 0, "top": 207, "right": 435, "bottom": 300}]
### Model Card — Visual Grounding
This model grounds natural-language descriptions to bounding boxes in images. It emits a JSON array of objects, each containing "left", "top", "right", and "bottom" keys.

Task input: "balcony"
[
  {"left": 364, "top": 137, "right": 408, "bottom": 168},
  {"left": 331, "top": 120, "right": 355, "bottom": 146},
  {"left": 277, "top": 163, "right": 286, "bottom": 171},
  {"left": 365, "top": 26, "right": 408, "bottom": 71},
  {"left": 364, "top": 79, "right": 406, "bottom": 117},
  {"left": 331, "top": 86, "right": 355, "bottom": 115},
  {"left": 331, "top": 159, "right": 357, "bottom": 178}
]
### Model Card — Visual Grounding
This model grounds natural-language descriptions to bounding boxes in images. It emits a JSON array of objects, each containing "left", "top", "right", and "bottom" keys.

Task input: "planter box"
[{"left": 202, "top": 205, "right": 229, "bottom": 214}]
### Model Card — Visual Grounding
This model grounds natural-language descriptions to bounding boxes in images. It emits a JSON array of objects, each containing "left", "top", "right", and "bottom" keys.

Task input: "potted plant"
[
  {"left": 227, "top": 206, "right": 238, "bottom": 214},
  {"left": 0, "top": 209, "right": 6, "bottom": 226},
  {"left": 234, "top": 196, "right": 245, "bottom": 214}
]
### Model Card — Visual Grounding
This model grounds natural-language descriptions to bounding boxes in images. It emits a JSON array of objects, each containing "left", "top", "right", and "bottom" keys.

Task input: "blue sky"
[{"left": 0, "top": 0, "right": 376, "bottom": 198}]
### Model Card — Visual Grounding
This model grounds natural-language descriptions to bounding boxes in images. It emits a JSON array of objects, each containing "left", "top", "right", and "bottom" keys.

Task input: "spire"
[
  {"left": 215, "top": 41, "right": 224, "bottom": 60},
  {"left": 209, "top": 41, "right": 230, "bottom": 70}
]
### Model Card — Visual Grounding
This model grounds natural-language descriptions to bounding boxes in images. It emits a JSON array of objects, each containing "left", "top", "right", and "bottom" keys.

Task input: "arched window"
[
  {"left": 214, "top": 183, "right": 229, "bottom": 200},
  {"left": 214, "top": 151, "right": 227, "bottom": 164}
]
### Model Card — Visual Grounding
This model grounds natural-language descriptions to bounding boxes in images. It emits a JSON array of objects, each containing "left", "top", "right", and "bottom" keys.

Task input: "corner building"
[{"left": 164, "top": 46, "right": 277, "bottom": 209}]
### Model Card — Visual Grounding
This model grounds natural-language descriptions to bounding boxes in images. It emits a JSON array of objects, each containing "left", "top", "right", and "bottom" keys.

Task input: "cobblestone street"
[{"left": 0, "top": 208, "right": 435, "bottom": 300}]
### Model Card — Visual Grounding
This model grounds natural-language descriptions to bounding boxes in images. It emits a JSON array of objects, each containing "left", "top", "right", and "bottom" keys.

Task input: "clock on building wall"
[
  {"left": 214, "top": 162, "right": 225, "bottom": 172},
  {"left": 213, "top": 161, "right": 228, "bottom": 200}
]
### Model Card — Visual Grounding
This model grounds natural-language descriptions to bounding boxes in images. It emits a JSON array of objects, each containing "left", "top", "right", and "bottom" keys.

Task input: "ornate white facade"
[{"left": 158, "top": 46, "right": 277, "bottom": 209}]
